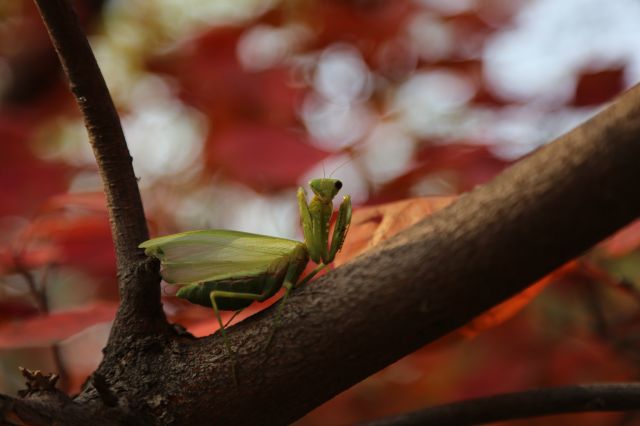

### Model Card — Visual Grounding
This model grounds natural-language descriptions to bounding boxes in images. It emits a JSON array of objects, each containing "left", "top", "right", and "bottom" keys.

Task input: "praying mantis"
[{"left": 139, "top": 178, "right": 352, "bottom": 356}]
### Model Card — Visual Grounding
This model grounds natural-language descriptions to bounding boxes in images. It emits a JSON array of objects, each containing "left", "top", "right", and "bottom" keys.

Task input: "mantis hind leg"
[
  {"left": 223, "top": 309, "right": 243, "bottom": 328},
  {"left": 209, "top": 289, "right": 273, "bottom": 385},
  {"left": 209, "top": 289, "right": 275, "bottom": 348}
]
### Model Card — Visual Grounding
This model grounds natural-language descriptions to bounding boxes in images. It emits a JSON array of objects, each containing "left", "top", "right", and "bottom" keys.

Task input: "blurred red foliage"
[
  {"left": 0, "top": 118, "right": 71, "bottom": 216},
  {"left": 297, "top": 0, "right": 418, "bottom": 61},
  {"left": 372, "top": 144, "right": 511, "bottom": 203},
  {"left": 149, "top": 27, "right": 328, "bottom": 190},
  {"left": 0, "top": 192, "right": 114, "bottom": 279},
  {"left": 0, "top": 301, "right": 117, "bottom": 349},
  {"left": 573, "top": 68, "right": 626, "bottom": 107}
]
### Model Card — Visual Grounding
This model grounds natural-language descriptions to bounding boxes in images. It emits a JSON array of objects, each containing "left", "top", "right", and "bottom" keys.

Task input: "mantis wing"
[{"left": 139, "top": 230, "right": 303, "bottom": 284}]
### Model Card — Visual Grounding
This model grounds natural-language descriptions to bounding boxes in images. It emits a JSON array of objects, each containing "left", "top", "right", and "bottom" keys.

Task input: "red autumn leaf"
[
  {"left": 0, "top": 299, "right": 40, "bottom": 323},
  {"left": 207, "top": 125, "right": 329, "bottom": 191},
  {"left": 572, "top": 67, "right": 626, "bottom": 107},
  {"left": 460, "top": 261, "right": 578, "bottom": 337},
  {"left": 24, "top": 214, "right": 115, "bottom": 278},
  {"left": 0, "top": 118, "right": 71, "bottom": 216},
  {"left": 1, "top": 193, "right": 110, "bottom": 275},
  {"left": 334, "top": 197, "right": 456, "bottom": 266},
  {"left": 598, "top": 219, "right": 640, "bottom": 257},
  {"left": 299, "top": 0, "right": 418, "bottom": 62},
  {"left": 148, "top": 27, "right": 303, "bottom": 128},
  {"left": 372, "top": 144, "right": 511, "bottom": 203},
  {"left": 0, "top": 243, "right": 59, "bottom": 275},
  {"left": 40, "top": 191, "right": 107, "bottom": 214},
  {"left": 3, "top": 192, "right": 115, "bottom": 278},
  {"left": 335, "top": 196, "right": 559, "bottom": 336},
  {"left": 0, "top": 301, "right": 117, "bottom": 349}
]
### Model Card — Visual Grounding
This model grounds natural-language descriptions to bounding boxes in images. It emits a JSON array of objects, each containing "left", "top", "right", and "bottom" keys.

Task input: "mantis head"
[{"left": 309, "top": 178, "right": 343, "bottom": 202}]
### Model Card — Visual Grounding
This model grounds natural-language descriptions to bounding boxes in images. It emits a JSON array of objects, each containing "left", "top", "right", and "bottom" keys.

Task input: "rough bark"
[{"left": 5, "top": 0, "right": 640, "bottom": 424}]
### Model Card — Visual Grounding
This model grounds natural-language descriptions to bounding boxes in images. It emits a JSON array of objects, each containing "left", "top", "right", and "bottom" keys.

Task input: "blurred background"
[{"left": 2, "top": 0, "right": 640, "bottom": 424}]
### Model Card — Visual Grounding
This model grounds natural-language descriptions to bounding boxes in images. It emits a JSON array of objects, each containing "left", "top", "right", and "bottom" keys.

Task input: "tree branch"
[
  {"left": 32, "top": 0, "right": 163, "bottom": 331},
  {"left": 141, "top": 83, "right": 640, "bottom": 424},
  {"left": 362, "top": 383, "right": 640, "bottom": 426}
]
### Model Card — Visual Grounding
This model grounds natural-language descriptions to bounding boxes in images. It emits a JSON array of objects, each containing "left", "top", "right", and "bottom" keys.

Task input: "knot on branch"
[
  {"left": 171, "top": 323, "right": 195, "bottom": 338},
  {"left": 18, "top": 367, "right": 59, "bottom": 397},
  {"left": 137, "top": 255, "right": 161, "bottom": 281},
  {"left": 91, "top": 373, "right": 118, "bottom": 407},
  {"left": 117, "top": 256, "right": 160, "bottom": 294}
]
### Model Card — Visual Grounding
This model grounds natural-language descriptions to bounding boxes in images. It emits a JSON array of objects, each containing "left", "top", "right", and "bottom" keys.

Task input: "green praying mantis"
[{"left": 139, "top": 178, "right": 352, "bottom": 356}]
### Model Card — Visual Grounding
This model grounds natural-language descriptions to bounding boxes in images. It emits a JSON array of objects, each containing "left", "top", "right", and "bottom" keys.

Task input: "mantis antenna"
[{"left": 329, "top": 156, "right": 354, "bottom": 177}]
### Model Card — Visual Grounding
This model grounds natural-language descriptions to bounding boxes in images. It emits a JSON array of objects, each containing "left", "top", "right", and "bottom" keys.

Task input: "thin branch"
[
  {"left": 361, "top": 383, "right": 640, "bottom": 426},
  {"left": 50, "top": 345, "right": 69, "bottom": 393},
  {"left": 32, "top": 0, "right": 163, "bottom": 328},
  {"left": 17, "top": 270, "right": 47, "bottom": 313},
  {"left": 17, "top": 269, "right": 70, "bottom": 391}
]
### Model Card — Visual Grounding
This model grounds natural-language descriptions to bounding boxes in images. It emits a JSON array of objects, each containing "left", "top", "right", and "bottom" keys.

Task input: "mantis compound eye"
[{"left": 334, "top": 181, "right": 343, "bottom": 190}]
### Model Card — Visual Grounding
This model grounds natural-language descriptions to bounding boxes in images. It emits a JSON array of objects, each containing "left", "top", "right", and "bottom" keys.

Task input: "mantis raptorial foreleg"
[
  {"left": 328, "top": 195, "right": 352, "bottom": 262},
  {"left": 298, "top": 188, "right": 323, "bottom": 263},
  {"left": 297, "top": 263, "right": 329, "bottom": 288}
]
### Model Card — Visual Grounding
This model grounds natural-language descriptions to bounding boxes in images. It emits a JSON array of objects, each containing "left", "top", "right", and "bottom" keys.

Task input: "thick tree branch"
[
  {"left": 135, "top": 83, "right": 640, "bottom": 425},
  {"left": 363, "top": 383, "right": 640, "bottom": 425},
  {"left": 32, "top": 0, "right": 163, "bottom": 331}
]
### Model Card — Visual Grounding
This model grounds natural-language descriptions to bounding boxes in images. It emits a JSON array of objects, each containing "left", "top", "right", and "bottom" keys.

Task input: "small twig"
[
  {"left": 50, "top": 345, "right": 69, "bottom": 393},
  {"left": 17, "top": 270, "right": 47, "bottom": 313},
  {"left": 578, "top": 261, "right": 640, "bottom": 302},
  {"left": 574, "top": 262, "right": 640, "bottom": 371},
  {"left": 362, "top": 383, "right": 640, "bottom": 426},
  {"left": 17, "top": 266, "right": 70, "bottom": 392},
  {"left": 582, "top": 278, "right": 610, "bottom": 339},
  {"left": 18, "top": 367, "right": 60, "bottom": 397}
]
